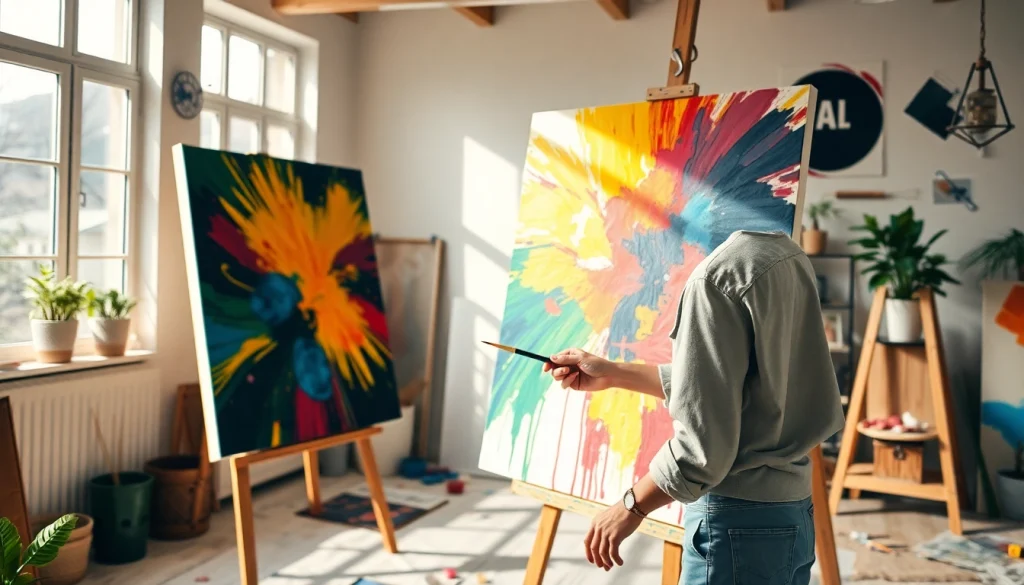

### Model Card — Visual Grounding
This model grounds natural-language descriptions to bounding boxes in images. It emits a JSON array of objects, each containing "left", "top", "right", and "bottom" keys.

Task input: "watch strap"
[{"left": 625, "top": 487, "right": 647, "bottom": 518}]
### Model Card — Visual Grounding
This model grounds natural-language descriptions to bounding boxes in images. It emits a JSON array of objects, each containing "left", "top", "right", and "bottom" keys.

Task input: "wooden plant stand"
[{"left": 828, "top": 286, "right": 967, "bottom": 534}]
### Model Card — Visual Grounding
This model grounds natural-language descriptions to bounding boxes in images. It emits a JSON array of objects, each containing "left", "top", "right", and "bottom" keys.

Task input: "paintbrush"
[{"left": 482, "top": 341, "right": 552, "bottom": 364}]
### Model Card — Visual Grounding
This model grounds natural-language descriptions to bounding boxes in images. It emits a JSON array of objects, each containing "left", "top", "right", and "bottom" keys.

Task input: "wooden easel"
[
  {"left": 229, "top": 426, "right": 397, "bottom": 584},
  {"left": 517, "top": 1, "right": 841, "bottom": 584},
  {"left": 171, "top": 383, "right": 219, "bottom": 519},
  {"left": 828, "top": 287, "right": 967, "bottom": 534},
  {"left": 173, "top": 385, "right": 399, "bottom": 584},
  {"left": 0, "top": 397, "right": 35, "bottom": 580}
]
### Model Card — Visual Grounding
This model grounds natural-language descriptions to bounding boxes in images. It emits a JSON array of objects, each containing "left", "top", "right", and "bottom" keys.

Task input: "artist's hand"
[
  {"left": 585, "top": 502, "right": 643, "bottom": 570},
  {"left": 543, "top": 349, "right": 615, "bottom": 392}
]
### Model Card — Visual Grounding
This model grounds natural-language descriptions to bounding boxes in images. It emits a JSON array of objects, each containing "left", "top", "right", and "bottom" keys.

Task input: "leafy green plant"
[
  {"left": 849, "top": 207, "right": 960, "bottom": 299},
  {"left": 86, "top": 289, "right": 137, "bottom": 320},
  {"left": 806, "top": 201, "right": 840, "bottom": 231},
  {"left": 959, "top": 228, "right": 1024, "bottom": 281},
  {"left": 0, "top": 514, "right": 77, "bottom": 585},
  {"left": 23, "top": 266, "right": 89, "bottom": 321}
]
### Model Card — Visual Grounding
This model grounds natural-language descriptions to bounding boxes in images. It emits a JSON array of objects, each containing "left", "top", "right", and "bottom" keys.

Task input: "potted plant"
[
  {"left": 959, "top": 228, "right": 1024, "bottom": 281},
  {"left": 29, "top": 514, "right": 93, "bottom": 585},
  {"left": 24, "top": 266, "right": 89, "bottom": 363},
  {"left": 996, "top": 442, "right": 1024, "bottom": 521},
  {"left": 802, "top": 201, "right": 840, "bottom": 255},
  {"left": 86, "top": 289, "right": 137, "bottom": 357},
  {"left": 849, "top": 207, "right": 959, "bottom": 342},
  {"left": 0, "top": 513, "right": 78, "bottom": 585}
]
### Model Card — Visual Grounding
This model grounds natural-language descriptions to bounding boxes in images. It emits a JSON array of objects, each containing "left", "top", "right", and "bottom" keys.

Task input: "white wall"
[{"left": 355, "top": 0, "right": 1024, "bottom": 478}]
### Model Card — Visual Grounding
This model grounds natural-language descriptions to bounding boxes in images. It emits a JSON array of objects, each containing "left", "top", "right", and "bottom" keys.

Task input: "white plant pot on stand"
[
  {"left": 885, "top": 298, "right": 922, "bottom": 343},
  {"left": 89, "top": 318, "right": 131, "bottom": 357},
  {"left": 30, "top": 319, "right": 80, "bottom": 363}
]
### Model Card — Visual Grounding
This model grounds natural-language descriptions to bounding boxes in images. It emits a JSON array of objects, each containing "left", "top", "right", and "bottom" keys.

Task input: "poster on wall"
[
  {"left": 979, "top": 281, "right": 1024, "bottom": 512},
  {"left": 781, "top": 62, "right": 884, "bottom": 177},
  {"left": 478, "top": 86, "right": 816, "bottom": 527},
  {"left": 172, "top": 145, "right": 401, "bottom": 460}
]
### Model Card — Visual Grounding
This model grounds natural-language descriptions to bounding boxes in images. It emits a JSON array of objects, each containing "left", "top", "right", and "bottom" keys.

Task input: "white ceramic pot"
[
  {"left": 996, "top": 471, "right": 1024, "bottom": 521},
  {"left": 89, "top": 318, "right": 131, "bottom": 357},
  {"left": 355, "top": 405, "right": 416, "bottom": 476},
  {"left": 30, "top": 319, "right": 79, "bottom": 363},
  {"left": 884, "top": 298, "right": 922, "bottom": 343}
]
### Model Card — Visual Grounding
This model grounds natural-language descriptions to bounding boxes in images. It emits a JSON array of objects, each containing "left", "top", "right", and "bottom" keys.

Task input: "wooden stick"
[
  {"left": 302, "top": 449, "right": 323, "bottom": 516},
  {"left": 91, "top": 408, "right": 119, "bottom": 486},
  {"left": 662, "top": 542, "right": 683, "bottom": 585},
  {"left": 919, "top": 289, "right": 964, "bottom": 534},
  {"left": 666, "top": 0, "right": 700, "bottom": 86},
  {"left": 523, "top": 505, "right": 562, "bottom": 585},
  {"left": 355, "top": 437, "right": 398, "bottom": 553},
  {"left": 230, "top": 457, "right": 257, "bottom": 585},
  {"left": 829, "top": 285, "right": 887, "bottom": 513},
  {"left": 811, "top": 446, "right": 841, "bottom": 585}
]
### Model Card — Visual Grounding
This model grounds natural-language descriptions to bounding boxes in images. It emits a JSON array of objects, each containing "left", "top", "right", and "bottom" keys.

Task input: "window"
[
  {"left": 200, "top": 18, "right": 300, "bottom": 157},
  {"left": 0, "top": 0, "right": 138, "bottom": 357}
]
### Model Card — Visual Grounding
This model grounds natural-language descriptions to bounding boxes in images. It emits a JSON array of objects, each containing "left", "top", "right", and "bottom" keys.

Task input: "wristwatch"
[{"left": 623, "top": 487, "right": 646, "bottom": 518}]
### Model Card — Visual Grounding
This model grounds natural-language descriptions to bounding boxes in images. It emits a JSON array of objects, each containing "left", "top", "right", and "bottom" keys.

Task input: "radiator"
[{"left": 0, "top": 365, "right": 163, "bottom": 517}]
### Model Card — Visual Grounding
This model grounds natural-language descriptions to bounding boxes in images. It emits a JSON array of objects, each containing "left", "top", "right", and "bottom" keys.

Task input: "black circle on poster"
[{"left": 795, "top": 69, "right": 882, "bottom": 173}]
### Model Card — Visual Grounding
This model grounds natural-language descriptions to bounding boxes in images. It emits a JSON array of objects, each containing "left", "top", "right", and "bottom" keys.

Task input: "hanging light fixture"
[{"left": 947, "top": 0, "right": 1014, "bottom": 148}]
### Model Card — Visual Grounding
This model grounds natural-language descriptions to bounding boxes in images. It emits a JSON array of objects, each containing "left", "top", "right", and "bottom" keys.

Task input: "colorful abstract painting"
[
  {"left": 173, "top": 145, "right": 400, "bottom": 460},
  {"left": 478, "top": 87, "right": 816, "bottom": 526},
  {"left": 980, "top": 281, "right": 1024, "bottom": 511}
]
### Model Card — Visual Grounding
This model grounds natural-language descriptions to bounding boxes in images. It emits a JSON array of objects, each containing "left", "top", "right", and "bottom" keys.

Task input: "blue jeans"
[{"left": 680, "top": 494, "right": 815, "bottom": 585}]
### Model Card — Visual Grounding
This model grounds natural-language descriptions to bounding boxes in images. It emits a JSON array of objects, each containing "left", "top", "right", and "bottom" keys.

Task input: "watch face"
[{"left": 623, "top": 490, "right": 635, "bottom": 510}]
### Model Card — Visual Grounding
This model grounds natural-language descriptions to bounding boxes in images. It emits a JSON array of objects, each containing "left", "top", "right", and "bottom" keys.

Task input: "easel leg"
[
  {"left": 355, "top": 437, "right": 398, "bottom": 553},
  {"left": 811, "top": 446, "right": 841, "bottom": 585},
  {"left": 523, "top": 505, "right": 562, "bottom": 585},
  {"left": 662, "top": 542, "right": 682, "bottom": 585},
  {"left": 230, "top": 458, "right": 258, "bottom": 585},
  {"left": 303, "top": 449, "right": 323, "bottom": 516}
]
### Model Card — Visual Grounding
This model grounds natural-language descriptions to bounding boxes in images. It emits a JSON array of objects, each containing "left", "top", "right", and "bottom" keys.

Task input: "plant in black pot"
[
  {"left": 1, "top": 514, "right": 77, "bottom": 585},
  {"left": 849, "top": 207, "right": 960, "bottom": 342},
  {"left": 995, "top": 442, "right": 1024, "bottom": 521},
  {"left": 87, "top": 412, "right": 154, "bottom": 564}
]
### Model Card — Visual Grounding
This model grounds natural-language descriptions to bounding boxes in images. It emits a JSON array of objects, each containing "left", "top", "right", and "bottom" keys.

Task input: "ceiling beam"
[
  {"left": 453, "top": 6, "right": 494, "bottom": 25},
  {"left": 595, "top": 0, "right": 628, "bottom": 20},
  {"left": 767, "top": 0, "right": 785, "bottom": 11}
]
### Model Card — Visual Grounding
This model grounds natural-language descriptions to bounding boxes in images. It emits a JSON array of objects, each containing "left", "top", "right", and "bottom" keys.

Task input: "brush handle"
[{"left": 516, "top": 348, "right": 553, "bottom": 363}]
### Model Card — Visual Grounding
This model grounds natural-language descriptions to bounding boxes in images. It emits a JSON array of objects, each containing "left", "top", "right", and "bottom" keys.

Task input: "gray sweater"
[{"left": 650, "top": 230, "right": 846, "bottom": 504}]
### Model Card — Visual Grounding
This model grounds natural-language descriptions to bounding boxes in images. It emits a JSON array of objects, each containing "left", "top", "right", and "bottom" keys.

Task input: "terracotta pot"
[
  {"left": 30, "top": 319, "right": 79, "bottom": 363},
  {"left": 801, "top": 229, "right": 827, "bottom": 255},
  {"left": 89, "top": 318, "right": 131, "bottom": 357},
  {"left": 31, "top": 513, "right": 93, "bottom": 585}
]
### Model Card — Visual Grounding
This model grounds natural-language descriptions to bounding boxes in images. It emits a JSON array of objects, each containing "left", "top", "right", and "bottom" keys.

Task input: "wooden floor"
[{"left": 78, "top": 473, "right": 1022, "bottom": 585}]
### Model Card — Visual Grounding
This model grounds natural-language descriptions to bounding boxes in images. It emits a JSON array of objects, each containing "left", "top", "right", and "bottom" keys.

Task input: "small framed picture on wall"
[{"left": 822, "top": 311, "right": 845, "bottom": 349}]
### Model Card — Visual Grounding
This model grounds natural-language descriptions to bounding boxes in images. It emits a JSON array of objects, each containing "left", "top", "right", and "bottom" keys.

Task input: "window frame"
[
  {"left": 201, "top": 15, "right": 301, "bottom": 157},
  {"left": 0, "top": 0, "right": 139, "bottom": 75},
  {"left": 0, "top": 0, "right": 140, "bottom": 363}
]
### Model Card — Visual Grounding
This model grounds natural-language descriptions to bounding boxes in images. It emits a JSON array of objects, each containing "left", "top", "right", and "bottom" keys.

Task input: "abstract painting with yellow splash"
[
  {"left": 479, "top": 87, "right": 816, "bottom": 526},
  {"left": 173, "top": 145, "right": 400, "bottom": 460}
]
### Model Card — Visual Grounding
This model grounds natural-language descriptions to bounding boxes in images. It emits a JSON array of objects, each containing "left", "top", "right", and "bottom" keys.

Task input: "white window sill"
[{"left": 0, "top": 350, "right": 154, "bottom": 383}]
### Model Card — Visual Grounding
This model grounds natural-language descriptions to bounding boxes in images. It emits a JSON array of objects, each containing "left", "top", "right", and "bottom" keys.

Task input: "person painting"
[{"left": 543, "top": 230, "right": 846, "bottom": 585}]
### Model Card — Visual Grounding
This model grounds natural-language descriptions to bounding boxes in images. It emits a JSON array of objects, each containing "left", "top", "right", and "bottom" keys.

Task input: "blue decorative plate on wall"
[{"left": 171, "top": 71, "right": 203, "bottom": 120}]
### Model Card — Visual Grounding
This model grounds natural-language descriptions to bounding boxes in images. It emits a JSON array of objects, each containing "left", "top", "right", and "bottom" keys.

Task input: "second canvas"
[
  {"left": 173, "top": 146, "right": 401, "bottom": 460},
  {"left": 479, "top": 87, "right": 817, "bottom": 526}
]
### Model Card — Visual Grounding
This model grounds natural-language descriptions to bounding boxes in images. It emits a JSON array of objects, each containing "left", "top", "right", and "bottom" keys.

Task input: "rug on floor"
[{"left": 298, "top": 486, "right": 448, "bottom": 531}]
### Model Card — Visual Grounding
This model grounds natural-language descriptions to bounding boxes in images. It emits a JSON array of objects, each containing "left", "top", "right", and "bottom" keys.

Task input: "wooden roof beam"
[
  {"left": 453, "top": 6, "right": 494, "bottom": 26},
  {"left": 595, "top": 0, "right": 628, "bottom": 20}
]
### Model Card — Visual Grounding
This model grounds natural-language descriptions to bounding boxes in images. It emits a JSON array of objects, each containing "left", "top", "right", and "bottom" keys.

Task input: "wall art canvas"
[
  {"left": 781, "top": 62, "right": 884, "bottom": 177},
  {"left": 478, "top": 87, "right": 817, "bottom": 526},
  {"left": 980, "top": 281, "right": 1024, "bottom": 511},
  {"left": 173, "top": 145, "right": 401, "bottom": 461}
]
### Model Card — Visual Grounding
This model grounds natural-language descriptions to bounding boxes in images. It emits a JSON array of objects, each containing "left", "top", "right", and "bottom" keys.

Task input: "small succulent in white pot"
[
  {"left": 86, "top": 289, "right": 137, "bottom": 357},
  {"left": 24, "top": 266, "right": 89, "bottom": 363}
]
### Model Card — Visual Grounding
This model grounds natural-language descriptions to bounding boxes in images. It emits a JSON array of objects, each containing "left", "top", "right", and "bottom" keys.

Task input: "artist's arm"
[
  {"left": 647, "top": 278, "right": 750, "bottom": 504},
  {"left": 546, "top": 352, "right": 665, "bottom": 399}
]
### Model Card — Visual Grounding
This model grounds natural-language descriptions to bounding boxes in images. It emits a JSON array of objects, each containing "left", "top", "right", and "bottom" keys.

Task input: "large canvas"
[
  {"left": 173, "top": 145, "right": 401, "bottom": 461},
  {"left": 980, "top": 281, "right": 1024, "bottom": 510},
  {"left": 479, "top": 87, "right": 816, "bottom": 526}
]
